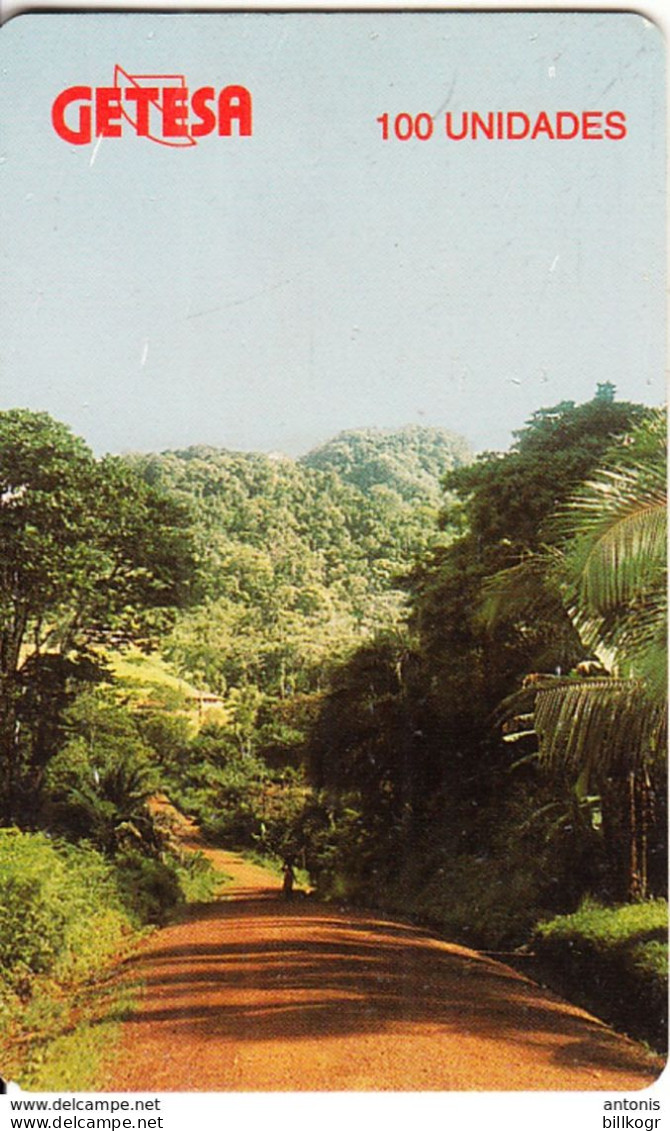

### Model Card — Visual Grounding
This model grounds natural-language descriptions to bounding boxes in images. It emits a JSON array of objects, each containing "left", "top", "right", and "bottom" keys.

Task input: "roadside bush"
[
  {"left": 39, "top": 691, "right": 162, "bottom": 863},
  {"left": 303, "top": 797, "right": 402, "bottom": 903},
  {"left": 312, "top": 780, "right": 603, "bottom": 950},
  {"left": 532, "top": 898, "right": 668, "bottom": 1051},
  {"left": 0, "top": 830, "right": 199, "bottom": 998},
  {"left": 0, "top": 830, "right": 132, "bottom": 995},
  {"left": 113, "top": 849, "right": 183, "bottom": 924},
  {"left": 381, "top": 849, "right": 543, "bottom": 948},
  {"left": 173, "top": 849, "right": 221, "bottom": 903}
]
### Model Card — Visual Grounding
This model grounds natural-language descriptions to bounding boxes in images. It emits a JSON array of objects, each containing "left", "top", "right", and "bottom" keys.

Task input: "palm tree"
[
  {"left": 501, "top": 410, "right": 667, "bottom": 899},
  {"left": 560, "top": 408, "right": 666, "bottom": 698}
]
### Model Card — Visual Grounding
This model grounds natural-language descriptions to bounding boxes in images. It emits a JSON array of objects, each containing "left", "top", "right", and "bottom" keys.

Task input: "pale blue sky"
[{"left": 0, "top": 11, "right": 664, "bottom": 455}]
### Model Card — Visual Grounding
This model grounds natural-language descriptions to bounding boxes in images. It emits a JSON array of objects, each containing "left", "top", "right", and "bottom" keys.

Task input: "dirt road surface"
[{"left": 106, "top": 846, "right": 662, "bottom": 1091}]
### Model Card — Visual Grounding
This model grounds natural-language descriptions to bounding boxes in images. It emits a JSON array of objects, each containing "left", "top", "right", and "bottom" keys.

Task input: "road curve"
[{"left": 105, "top": 847, "right": 662, "bottom": 1092}]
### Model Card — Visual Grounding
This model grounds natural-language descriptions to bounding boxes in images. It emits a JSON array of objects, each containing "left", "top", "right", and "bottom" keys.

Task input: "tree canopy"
[
  {"left": 0, "top": 410, "right": 195, "bottom": 818},
  {"left": 130, "top": 425, "right": 470, "bottom": 699},
  {"left": 305, "top": 390, "right": 663, "bottom": 925},
  {"left": 507, "top": 410, "right": 667, "bottom": 898}
]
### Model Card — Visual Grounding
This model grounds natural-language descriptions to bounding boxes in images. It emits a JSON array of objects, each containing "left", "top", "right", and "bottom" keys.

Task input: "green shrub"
[
  {"left": 114, "top": 849, "right": 183, "bottom": 924},
  {"left": 0, "top": 830, "right": 132, "bottom": 990},
  {"left": 0, "top": 827, "right": 227, "bottom": 1091},
  {"left": 173, "top": 850, "right": 220, "bottom": 903},
  {"left": 533, "top": 898, "right": 668, "bottom": 1050},
  {"left": 536, "top": 898, "right": 667, "bottom": 947},
  {"left": 0, "top": 829, "right": 199, "bottom": 1001},
  {"left": 311, "top": 780, "right": 600, "bottom": 951},
  {"left": 42, "top": 691, "right": 159, "bottom": 855}
]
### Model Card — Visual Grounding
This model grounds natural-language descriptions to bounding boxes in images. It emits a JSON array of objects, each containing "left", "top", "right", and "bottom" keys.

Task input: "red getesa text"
[{"left": 51, "top": 82, "right": 252, "bottom": 145}]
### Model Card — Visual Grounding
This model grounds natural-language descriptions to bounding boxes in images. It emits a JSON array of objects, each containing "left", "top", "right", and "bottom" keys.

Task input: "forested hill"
[
  {"left": 129, "top": 425, "right": 470, "bottom": 696},
  {"left": 301, "top": 425, "right": 471, "bottom": 503}
]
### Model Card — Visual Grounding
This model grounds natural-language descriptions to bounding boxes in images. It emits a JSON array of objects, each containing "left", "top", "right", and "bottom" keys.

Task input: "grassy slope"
[{"left": 104, "top": 647, "right": 229, "bottom": 726}]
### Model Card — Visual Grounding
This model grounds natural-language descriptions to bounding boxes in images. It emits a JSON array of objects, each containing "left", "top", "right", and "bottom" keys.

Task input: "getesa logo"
[{"left": 51, "top": 66, "right": 252, "bottom": 146}]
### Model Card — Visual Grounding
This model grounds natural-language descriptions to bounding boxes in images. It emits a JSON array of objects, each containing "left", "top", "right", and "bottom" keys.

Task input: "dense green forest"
[
  {"left": 128, "top": 424, "right": 470, "bottom": 697},
  {"left": 0, "top": 392, "right": 667, "bottom": 1062}
]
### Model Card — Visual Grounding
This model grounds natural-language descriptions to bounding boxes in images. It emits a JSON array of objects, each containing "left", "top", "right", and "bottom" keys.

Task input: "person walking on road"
[{"left": 282, "top": 859, "right": 296, "bottom": 900}]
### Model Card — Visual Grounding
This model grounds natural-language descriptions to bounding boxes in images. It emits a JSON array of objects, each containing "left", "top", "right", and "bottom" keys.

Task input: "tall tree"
[
  {"left": 406, "top": 392, "right": 647, "bottom": 794},
  {"left": 515, "top": 410, "right": 667, "bottom": 898},
  {"left": 0, "top": 410, "right": 195, "bottom": 820}
]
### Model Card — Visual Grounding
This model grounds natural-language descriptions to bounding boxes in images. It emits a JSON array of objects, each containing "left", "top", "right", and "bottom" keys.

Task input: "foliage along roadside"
[
  {"left": 531, "top": 899, "right": 668, "bottom": 1051},
  {"left": 291, "top": 391, "right": 667, "bottom": 1049},
  {"left": 497, "top": 408, "right": 667, "bottom": 901},
  {"left": 121, "top": 393, "right": 665, "bottom": 1056},
  {"left": 0, "top": 829, "right": 137, "bottom": 1088},
  {"left": 0, "top": 828, "right": 218, "bottom": 1089},
  {"left": 303, "top": 394, "right": 663, "bottom": 916}
]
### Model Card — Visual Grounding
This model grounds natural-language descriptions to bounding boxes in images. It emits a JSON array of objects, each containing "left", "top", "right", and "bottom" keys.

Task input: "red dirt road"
[{"left": 107, "top": 848, "right": 662, "bottom": 1091}]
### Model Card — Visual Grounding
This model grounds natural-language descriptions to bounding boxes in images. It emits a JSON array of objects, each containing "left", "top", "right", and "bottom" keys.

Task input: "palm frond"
[
  {"left": 567, "top": 474, "right": 666, "bottom": 614},
  {"left": 557, "top": 415, "right": 666, "bottom": 695},
  {"left": 529, "top": 676, "right": 667, "bottom": 787}
]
